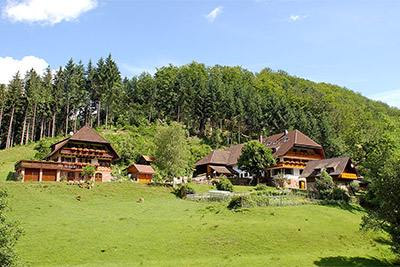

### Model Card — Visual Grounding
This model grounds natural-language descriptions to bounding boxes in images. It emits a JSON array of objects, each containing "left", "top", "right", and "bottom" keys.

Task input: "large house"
[
  {"left": 300, "top": 156, "right": 361, "bottom": 186},
  {"left": 262, "top": 130, "right": 325, "bottom": 189},
  {"left": 193, "top": 130, "right": 327, "bottom": 188},
  {"left": 15, "top": 125, "right": 119, "bottom": 182}
]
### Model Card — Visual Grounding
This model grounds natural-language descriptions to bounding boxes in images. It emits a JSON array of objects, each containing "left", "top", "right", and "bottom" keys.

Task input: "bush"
[
  {"left": 0, "top": 189, "right": 24, "bottom": 266},
  {"left": 331, "top": 187, "right": 350, "bottom": 203},
  {"left": 174, "top": 183, "right": 196, "bottom": 198},
  {"left": 254, "top": 184, "right": 268, "bottom": 191},
  {"left": 350, "top": 180, "right": 360, "bottom": 193},
  {"left": 213, "top": 176, "right": 234, "bottom": 192},
  {"left": 228, "top": 195, "right": 245, "bottom": 209}
]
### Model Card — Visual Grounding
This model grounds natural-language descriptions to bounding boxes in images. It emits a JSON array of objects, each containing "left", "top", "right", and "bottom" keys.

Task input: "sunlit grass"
[{"left": 1, "top": 182, "right": 396, "bottom": 266}]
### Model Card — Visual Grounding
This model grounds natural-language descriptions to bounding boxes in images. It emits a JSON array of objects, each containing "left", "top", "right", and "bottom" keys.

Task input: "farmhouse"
[
  {"left": 262, "top": 130, "right": 325, "bottom": 189},
  {"left": 15, "top": 125, "right": 119, "bottom": 182},
  {"left": 193, "top": 143, "right": 248, "bottom": 179},
  {"left": 300, "top": 156, "right": 361, "bottom": 186},
  {"left": 193, "top": 130, "right": 327, "bottom": 188}
]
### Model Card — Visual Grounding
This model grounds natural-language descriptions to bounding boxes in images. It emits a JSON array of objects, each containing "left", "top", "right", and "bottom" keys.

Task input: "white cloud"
[
  {"left": 3, "top": 0, "right": 97, "bottom": 25},
  {"left": 0, "top": 56, "right": 49, "bottom": 84},
  {"left": 368, "top": 89, "right": 400, "bottom": 109},
  {"left": 205, "top": 5, "right": 223, "bottom": 23},
  {"left": 285, "top": 14, "right": 309, "bottom": 23}
]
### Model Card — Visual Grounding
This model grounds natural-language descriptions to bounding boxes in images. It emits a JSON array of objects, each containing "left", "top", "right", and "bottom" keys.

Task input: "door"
[
  {"left": 299, "top": 181, "right": 305, "bottom": 189},
  {"left": 95, "top": 173, "right": 102, "bottom": 182},
  {"left": 25, "top": 168, "right": 39, "bottom": 181},
  {"left": 42, "top": 169, "right": 57, "bottom": 181}
]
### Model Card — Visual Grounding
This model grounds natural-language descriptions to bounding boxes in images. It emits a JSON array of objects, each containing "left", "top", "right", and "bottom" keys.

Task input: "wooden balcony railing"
[
  {"left": 285, "top": 151, "right": 324, "bottom": 159},
  {"left": 60, "top": 148, "right": 113, "bottom": 159},
  {"left": 16, "top": 160, "right": 101, "bottom": 171},
  {"left": 273, "top": 161, "right": 307, "bottom": 168},
  {"left": 339, "top": 173, "right": 357, "bottom": 179}
]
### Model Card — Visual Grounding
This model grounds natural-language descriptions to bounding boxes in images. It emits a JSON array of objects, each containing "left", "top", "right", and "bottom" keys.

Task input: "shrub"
[
  {"left": 314, "top": 169, "right": 335, "bottom": 199},
  {"left": 0, "top": 189, "right": 24, "bottom": 266},
  {"left": 350, "top": 180, "right": 360, "bottom": 193},
  {"left": 331, "top": 187, "right": 350, "bottom": 203},
  {"left": 214, "top": 176, "right": 234, "bottom": 192},
  {"left": 228, "top": 195, "right": 245, "bottom": 209},
  {"left": 254, "top": 184, "right": 268, "bottom": 191},
  {"left": 174, "top": 183, "right": 196, "bottom": 198}
]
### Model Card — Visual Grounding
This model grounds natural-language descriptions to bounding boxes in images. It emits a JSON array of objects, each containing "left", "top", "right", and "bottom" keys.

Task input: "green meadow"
[{"left": 1, "top": 182, "right": 396, "bottom": 266}]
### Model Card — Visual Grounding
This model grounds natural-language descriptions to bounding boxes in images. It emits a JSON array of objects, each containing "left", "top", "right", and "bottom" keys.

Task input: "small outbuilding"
[{"left": 125, "top": 164, "right": 155, "bottom": 183}]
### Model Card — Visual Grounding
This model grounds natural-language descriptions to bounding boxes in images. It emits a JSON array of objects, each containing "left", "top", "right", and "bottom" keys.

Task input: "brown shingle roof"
[
  {"left": 194, "top": 143, "right": 244, "bottom": 167},
  {"left": 43, "top": 125, "right": 120, "bottom": 160},
  {"left": 141, "top": 155, "right": 155, "bottom": 162},
  {"left": 262, "top": 130, "right": 323, "bottom": 157},
  {"left": 300, "top": 156, "right": 360, "bottom": 178},
  {"left": 128, "top": 164, "right": 156, "bottom": 174}
]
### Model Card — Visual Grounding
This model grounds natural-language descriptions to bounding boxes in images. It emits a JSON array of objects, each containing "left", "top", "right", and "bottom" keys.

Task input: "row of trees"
[{"left": 1, "top": 57, "right": 400, "bottom": 163}]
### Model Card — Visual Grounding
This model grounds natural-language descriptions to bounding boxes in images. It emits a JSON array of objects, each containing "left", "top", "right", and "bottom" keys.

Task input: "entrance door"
[
  {"left": 25, "top": 168, "right": 39, "bottom": 181},
  {"left": 299, "top": 181, "right": 305, "bottom": 189},
  {"left": 95, "top": 173, "right": 102, "bottom": 182}
]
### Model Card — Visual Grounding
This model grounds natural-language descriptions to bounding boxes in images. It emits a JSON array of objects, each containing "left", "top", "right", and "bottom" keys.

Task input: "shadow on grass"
[
  {"left": 314, "top": 256, "right": 393, "bottom": 266},
  {"left": 319, "top": 201, "right": 365, "bottom": 214},
  {"left": 374, "top": 236, "right": 393, "bottom": 247}
]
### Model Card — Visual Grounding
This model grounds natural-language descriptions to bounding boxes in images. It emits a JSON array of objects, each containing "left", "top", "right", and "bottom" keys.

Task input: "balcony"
[
  {"left": 274, "top": 161, "right": 307, "bottom": 168},
  {"left": 60, "top": 148, "right": 113, "bottom": 159},
  {"left": 16, "top": 160, "right": 100, "bottom": 171},
  {"left": 339, "top": 173, "right": 357, "bottom": 179},
  {"left": 285, "top": 151, "right": 324, "bottom": 160}
]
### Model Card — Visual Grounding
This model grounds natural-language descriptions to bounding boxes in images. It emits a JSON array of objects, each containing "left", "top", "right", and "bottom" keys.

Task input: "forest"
[{"left": 1, "top": 54, "right": 400, "bottom": 176}]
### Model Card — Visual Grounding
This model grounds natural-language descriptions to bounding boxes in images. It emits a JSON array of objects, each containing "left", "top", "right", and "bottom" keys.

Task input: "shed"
[{"left": 125, "top": 164, "right": 156, "bottom": 183}]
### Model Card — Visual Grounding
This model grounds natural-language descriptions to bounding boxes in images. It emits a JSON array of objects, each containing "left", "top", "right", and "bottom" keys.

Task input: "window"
[
  {"left": 98, "top": 160, "right": 110, "bottom": 167},
  {"left": 284, "top": 138, "right": 289, "bottom": 142},
  {"left": 300, "top": 169, "right": 303, "bottom": 175},
  {"left": 285, "top": 168, "right": 293, "bottom": 175},
  {"left": 327, "top": 167, "right": 334, "bottom": 173},
  {"left": 273, "top": 169, "right": 281, "bottom": 176},
  {"left": 266, "top": 142, "right": 271, "bottom": 146}
]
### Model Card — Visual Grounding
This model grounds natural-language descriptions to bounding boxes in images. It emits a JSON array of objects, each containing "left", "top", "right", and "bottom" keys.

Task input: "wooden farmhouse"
[
  {"left": 125, "top": 163, "right": 155, "bottom": 183},
  {"left": 261, "top": 130, "right": 326, "bottom": 189},
  {"left": 193, "top": 129, "right": 332, "bottom": 188},
  {"left": 300, "top": 156, "right": 361, "bottom": 186},
  {"left": 194, "top": 144, "right": 249, "bottom": 179},
  {"left": 15, "top": 125, "right": 119, "bottom": 182}
]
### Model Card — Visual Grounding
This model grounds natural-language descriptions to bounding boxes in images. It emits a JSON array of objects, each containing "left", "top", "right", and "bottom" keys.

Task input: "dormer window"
[
  {"left": 284, "top": 138, "right": 289, "bottom": 142},
  {"left": 266, "top": 142, "right": 271, "bottom": 146},
  {"left": 327, "top": 167, "right": 334, "bottom": 173},
  {"left": 314, "top": 168, "right": 321, "bottom": 174}
]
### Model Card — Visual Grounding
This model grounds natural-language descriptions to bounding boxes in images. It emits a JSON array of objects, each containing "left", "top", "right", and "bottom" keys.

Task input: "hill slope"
[{"left": 2, "top": 182, "right": 396, "bottom": 266}]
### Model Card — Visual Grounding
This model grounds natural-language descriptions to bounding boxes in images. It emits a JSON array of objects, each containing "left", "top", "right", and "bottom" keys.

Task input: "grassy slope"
[
  {"left": 0, "top": 143, "right": 37, "bottom": 181},
  {"left": 2, "top": 182, "right": 395, "bottom": 266}
]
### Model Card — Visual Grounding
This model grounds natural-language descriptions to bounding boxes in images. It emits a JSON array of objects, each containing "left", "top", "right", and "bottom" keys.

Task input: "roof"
[
  {"left": 126, "top": 164, "right": 156, "bottom": 174},
  {"left": 300, "top": 156, "right": 360, "bottom": 178},
  {"left": 140, "top": 155, "right": 155, "bottom": 162},
  {"left": 43, "top": 125, "right": 120, "bottom": 160},
  {"left": 262, "top": 130, "right": 323, "bottom": 157},
  {"left": 209, "top": 165, "right": 233, "bottom": 175},
  {"left": 194, "top": 144, "right": 244, "bottom": 167}
]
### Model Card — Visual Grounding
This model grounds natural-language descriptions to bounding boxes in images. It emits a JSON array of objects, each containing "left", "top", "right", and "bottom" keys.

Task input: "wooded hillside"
[{"left": 1, "top": 55, "right": 399, "bottom": 175}]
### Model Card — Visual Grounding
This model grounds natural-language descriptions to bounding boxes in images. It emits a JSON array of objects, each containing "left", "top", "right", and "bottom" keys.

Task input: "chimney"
[
  {"left": 284, "top": 129, "right": 288, "bottom": 136},
  {"left": 259, "top": 135, "right": 263, "bottom": 144}
]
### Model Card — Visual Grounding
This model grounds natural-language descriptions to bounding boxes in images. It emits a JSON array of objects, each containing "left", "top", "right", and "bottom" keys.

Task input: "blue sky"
[{"left": 0, "top": 0, "right": 399, "bottom": 108}]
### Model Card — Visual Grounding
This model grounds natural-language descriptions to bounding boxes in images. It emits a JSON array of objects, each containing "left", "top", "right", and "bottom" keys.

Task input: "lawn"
[
  {"left": 2, "top": 182, "right": 396, "bottom": 266},
  {"left": 0, "top": 143, "right": 37, "bottom": 182}
]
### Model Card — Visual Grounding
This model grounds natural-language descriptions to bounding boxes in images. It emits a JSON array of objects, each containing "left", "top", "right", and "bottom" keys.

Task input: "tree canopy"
[{"left": 237, "top": 140, "right": 276, "bottom": 183}]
